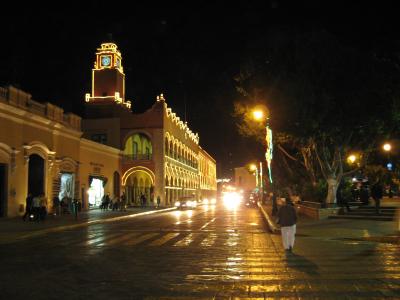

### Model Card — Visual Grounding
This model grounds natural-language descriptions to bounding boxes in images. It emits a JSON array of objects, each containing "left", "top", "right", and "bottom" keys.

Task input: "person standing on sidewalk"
[
  {"left": 120, "top": 192, "right": 127, "bottom": 211},
  {"left": 276, "top": 198, "right": 298, "bottom": 253},
  {"left": 371, "top": 179, "right": 383, "bottom": 215},
  {"left": 270, "top": 192, "right": 278, "bottom": 216},
  {"left": 22, "top": 193, "right": 33, "bottom": 221}
]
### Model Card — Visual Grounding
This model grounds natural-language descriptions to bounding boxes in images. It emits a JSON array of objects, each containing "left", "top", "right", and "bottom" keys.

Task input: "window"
[
  {"left": 145, "top": 147, "right": 150, "bottom": 159},
  {"left": 91, "top": 133, "right": 107, "bottom": 145},
  {"left": 132, "top": 142, "right": 138, "bottom": 159}
]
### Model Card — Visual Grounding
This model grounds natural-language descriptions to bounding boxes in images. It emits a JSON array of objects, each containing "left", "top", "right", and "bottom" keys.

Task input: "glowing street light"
[
  {"left": 347, "top": 154, "right": 356, "bottom": 164},
  {"left": 252, "top": 110, "right": 264, "bottom": 121},
  {"left": 383, "top": 143, "right": 392, "bottom": 152}
]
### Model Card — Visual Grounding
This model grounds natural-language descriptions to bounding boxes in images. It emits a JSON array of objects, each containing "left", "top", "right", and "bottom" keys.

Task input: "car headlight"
[
  {"left": 175, "top": 201, "right": 181, "bottom": 207},
  {"left": 210, "top": 198, "right": 216, "bottom": 204}
]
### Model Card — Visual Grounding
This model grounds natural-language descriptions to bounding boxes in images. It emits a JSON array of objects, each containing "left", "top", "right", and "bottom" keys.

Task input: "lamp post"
[
  {"left": 252, "top": 109, "right": 273, "bottom": 184},
  {"left": 383, "top": 143, "right": 392, "bottom": 170}
]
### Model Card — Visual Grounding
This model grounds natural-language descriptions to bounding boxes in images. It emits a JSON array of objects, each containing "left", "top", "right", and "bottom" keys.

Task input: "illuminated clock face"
[{"left": 101, "top": 56, "right": 111, "bottom": 67}]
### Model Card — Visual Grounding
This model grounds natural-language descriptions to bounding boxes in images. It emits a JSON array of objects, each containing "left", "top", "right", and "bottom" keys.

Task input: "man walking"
[{"left": 277, "top": 198, "right": 298, "bottom": 253}]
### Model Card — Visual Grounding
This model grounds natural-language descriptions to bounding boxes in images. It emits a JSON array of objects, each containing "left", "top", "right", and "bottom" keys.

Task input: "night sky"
[{"left": 1, "top": 1, "right": 399, "bottom": 177}]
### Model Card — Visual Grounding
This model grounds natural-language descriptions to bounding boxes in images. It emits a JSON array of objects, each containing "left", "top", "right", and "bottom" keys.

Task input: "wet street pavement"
[{"left": 0, "top": 203, "right": 399, "bottom": 299}]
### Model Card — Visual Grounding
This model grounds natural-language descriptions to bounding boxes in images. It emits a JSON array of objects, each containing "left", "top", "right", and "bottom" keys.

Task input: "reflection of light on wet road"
[
  {"left": 225, "top": 232, "right": 239, "bottom": 247},
  {"left": 123, "top": 233, "right": 159, "bottom": 246},
  {"left": 200, "top": 233, "right": 217, "bottom": 246},
  {"left": 174, "top": 233, "right": 195, "bottom": 246},
  {"left": 96, "top": 232, "right": 141, "bottom": 247},
  {"left": 200, "top": 218, "right": 216, "bottom": 230},
  {"left": 149, "top": 233, "right": 180, "bottom": 246},
  {"left": 174, "top": 210, "right": 194, "bottom": 225},
  {"left": 173, "top": 210, "right": 182, "bottom": 224}
]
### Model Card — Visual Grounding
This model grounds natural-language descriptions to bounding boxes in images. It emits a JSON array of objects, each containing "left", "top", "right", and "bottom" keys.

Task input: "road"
[{"left": 0, "top": 202, "right": 399, "bottom": 299}]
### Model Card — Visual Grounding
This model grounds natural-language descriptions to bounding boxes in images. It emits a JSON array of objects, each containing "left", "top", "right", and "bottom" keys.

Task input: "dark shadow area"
[{"left": 285, "top": 252, "right": 320, "bottom": 276}]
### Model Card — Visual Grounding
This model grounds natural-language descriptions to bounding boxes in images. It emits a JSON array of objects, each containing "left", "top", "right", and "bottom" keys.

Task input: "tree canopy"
[{"left": 234, "top": 28, "right": 400, "bottom": 203}]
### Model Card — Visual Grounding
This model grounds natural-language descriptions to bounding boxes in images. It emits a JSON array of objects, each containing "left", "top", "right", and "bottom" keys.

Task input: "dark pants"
[
  {"left": 22, "top": 208, "right": 32, "bottom": 221},
  {"left": 374, "top": 198, "right": 381, "bottom": 214}
]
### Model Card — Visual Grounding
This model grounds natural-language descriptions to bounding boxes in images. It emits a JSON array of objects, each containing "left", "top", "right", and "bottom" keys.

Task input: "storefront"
[{"left": 87, "top": 175, "right": 107, "bottom": 208}]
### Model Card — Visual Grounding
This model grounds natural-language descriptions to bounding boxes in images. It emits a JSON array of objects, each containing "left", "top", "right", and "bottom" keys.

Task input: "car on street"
[
  {"left": 244, "top": 193, "right": 258, "bottom": 208},
  {"left": 174, "top": 196, "right": 197, "bottom": 210}
]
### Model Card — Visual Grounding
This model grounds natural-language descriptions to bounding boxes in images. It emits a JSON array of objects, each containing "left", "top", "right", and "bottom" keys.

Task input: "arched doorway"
[
  {"left": 28, "top": 154, "right": 45, "bottom": 197},
  {"left": 122, "top": 167, "right": 154, "bottom": 206}
]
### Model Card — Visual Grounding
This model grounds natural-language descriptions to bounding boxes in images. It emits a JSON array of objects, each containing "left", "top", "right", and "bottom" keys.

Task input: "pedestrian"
[
  {"left": 120, "top": 192, "right": 127, "bottom": 211},
  {"left": 276, "top": 198, "right": 298, "bottom": 253},
  {"left": 22, "top": 193, "right": 33, "bottom": 221},
  {"left": 337, "top": 181, "right": 351, "bottom": 212},
  {"left": 105, "top": 193, "right": 111, "bottom": 210},
  {"left": 39, "top": 194, "right": 47, "bottom": 221},
  {"left": 359, "top": 184, "right": 369, "bottom": 206},
  {"left": 32, "top": 194, "right": 42, "bottom": 222},
  {"left": 371, "top": 180, "right": 383, "bottom": 215},
  {"left": 53, "top": 196, "right": 60, "bottom": 216},
  {"left": 270, "top": 192, "right": 278, "bottom": 216},
  {"left": 112, "top": 195, "right": 119, "bottom": 211},
  {"left": 157, "top": 195, "right": 161, "bottom": 208},
  {"left": 140, "top": 194, "right": 145, "bottom": 207}
]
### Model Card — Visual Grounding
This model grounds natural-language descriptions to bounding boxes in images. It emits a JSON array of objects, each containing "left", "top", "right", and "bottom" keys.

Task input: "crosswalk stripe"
[
  {"left": 79, "top": 233, "right": 121, "bottom": 246},
  {"left": 52, "top": 233, "right": 99, "bottom": 246},
  {"left": 97, "top": 232, "right": 142, "bottom": 246},
  {"left": 123, "top": 233, "right": 160, "bottom": 246},
  {"left": 148, "top": 233, "right": 180, "bottom": 246},
  {"left": 173, "top": 233, "right": 198, "bottom": 246}
]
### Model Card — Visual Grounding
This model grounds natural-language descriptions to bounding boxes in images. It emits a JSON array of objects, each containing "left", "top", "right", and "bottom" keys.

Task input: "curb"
[{"left": 258, "top": 202, "right": 280, "bottom": 234}]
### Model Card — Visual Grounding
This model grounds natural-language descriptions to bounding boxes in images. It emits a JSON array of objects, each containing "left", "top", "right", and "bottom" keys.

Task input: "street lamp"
[
  {"left": 252, "top": 109, "right": 273, "bottom": 184},
  {"left": 383, "top": 143, "right": 391, "bottom": 152},
  {"left": 347, "top": 154, "right": 357, "bottom": 164},
  {"left": 382, "top": 143, "right": 393, "bottom": 171}
]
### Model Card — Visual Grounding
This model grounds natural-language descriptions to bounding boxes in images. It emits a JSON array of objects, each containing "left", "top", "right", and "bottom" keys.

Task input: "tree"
[{"left": 234, "top": 28, "right": 400, "bottom": 205}]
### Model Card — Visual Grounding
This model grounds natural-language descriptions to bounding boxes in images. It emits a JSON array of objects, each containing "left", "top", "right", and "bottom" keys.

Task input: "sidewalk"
[
  {"left": 259, "top": 197, "right": 400, "bottom": 243},
  {"left": 0, "top": 206, "right": 175, "bottom": 244}
]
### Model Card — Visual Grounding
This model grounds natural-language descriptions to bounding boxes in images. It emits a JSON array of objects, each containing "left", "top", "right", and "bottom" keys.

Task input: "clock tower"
[{"left": 85, "top": 42, "right": 131, "bottom": 110}]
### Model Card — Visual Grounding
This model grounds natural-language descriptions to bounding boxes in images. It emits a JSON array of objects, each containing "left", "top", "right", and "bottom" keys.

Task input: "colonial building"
[
  {"left": 83, "top": 42, "right": 217, "bottom": 206},
  {"left": 0, "top": 86, "right": 120, "bottom": 217},
  {"left": 0, "top": 42, "right": 216, "bottom": 217}
]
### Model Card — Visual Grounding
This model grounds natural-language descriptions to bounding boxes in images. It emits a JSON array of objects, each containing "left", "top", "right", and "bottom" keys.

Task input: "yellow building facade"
[
  {"left": 0, "top": 86, "right": 120, "bottom": 217},
  {"left": 83, "top": 42, "right": 217, "bottom": 206},
  {"left": 0, "top": 42, "right": 216, "bottom": 217}
]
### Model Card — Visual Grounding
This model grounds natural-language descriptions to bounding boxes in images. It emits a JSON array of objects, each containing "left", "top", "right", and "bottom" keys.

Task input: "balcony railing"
[{"left": 123, "top": 154, "right": 152, "bottom": 161}]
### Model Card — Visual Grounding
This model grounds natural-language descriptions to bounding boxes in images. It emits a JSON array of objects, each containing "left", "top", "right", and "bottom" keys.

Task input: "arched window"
[
  {"left": 165, "top": 138, "right": 169, "bottom": 156},
  {"left": 124, "top": 133, "right": 152, "bottom": 160}
]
